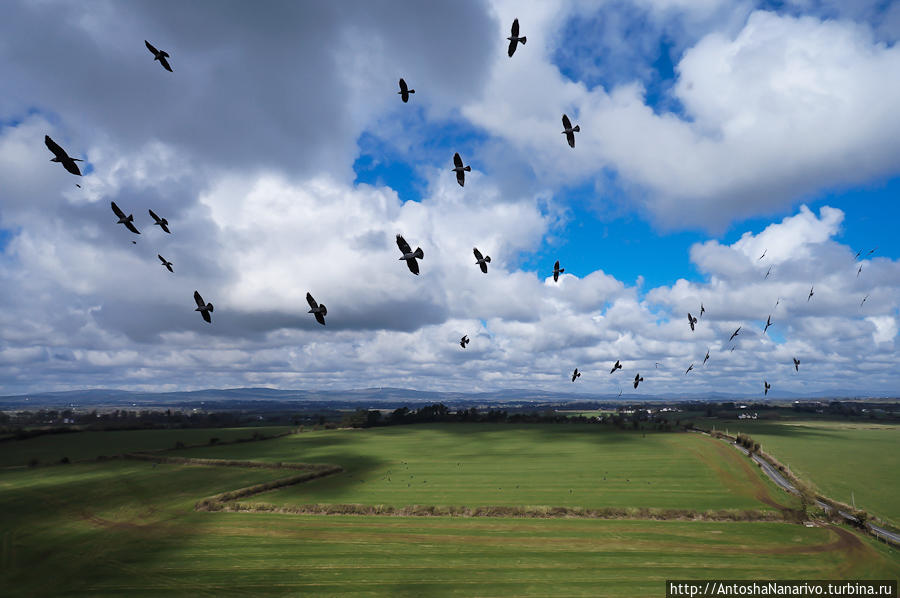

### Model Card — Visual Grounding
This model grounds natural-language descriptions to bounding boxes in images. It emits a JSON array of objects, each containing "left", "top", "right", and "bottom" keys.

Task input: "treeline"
[{"left": 337, "top": 403, "right": 686, "bottom": 431}]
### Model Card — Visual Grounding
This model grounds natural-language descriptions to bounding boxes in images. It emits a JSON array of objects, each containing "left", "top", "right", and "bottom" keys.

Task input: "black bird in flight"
[
  {"left": 460, "top": 335, "right": 469, "bottom": 348},
  {"left": 685, "top": 364, "right": 694, "bottom": 375},
  {"left": 729, "top": 326, "right": 741, "bottom": 342},
  {"left": 571, "top": 368, "right": 581, "bottom": 382},
  {"left": 764, "top": 315, "right": 773, "bottom": 334},
  {"left": 764, "top": 380, "right": 771, "bottom": 396},
  {"left": 396, "top": 234, "right": 424, "bottom": 275},
  {"left": 854, "top": 249, "right": 862, "bottom": 259},
  {"left": 148, "top": 209, "right": 171, "bottom": 233},
  {"left": 145, "top": 40, "right": 173, "bottom": 72},
  {"left": 860, "top": 294, "right": 869, "bottom": 307},
  {"left": 793, "top": 357, "right": 800, "bottom": 372},
  {"left": 857, "top": 264, "right": 863, "bottom": 278},
  {"left": 765, "top": 266, "right": 772, "bottom": 279},
  {"left": 758, "top": 248, "right": 766, "bottom": 260},
  {"left": 45, "top": 135, "right": 83, "bottom": 176},
  {"left": 700, "top": 303, "right": 705, "bottom": 318},
  {"left": 473, "top": 247, "right": 491, "bottom": 273},
  {"left": 306, "top": 292, "right": 327, "bottom": 326},
  {"left": 193, "top": 291, "right": 213, "bottom": 323},
  {"left": 452, "top": 152, "right": 471, "bottom": 187},
  {"left": 157, "top": 254, "right": 173, "bottom": 273},
  {"left": 561, "top": 114, "right": 580, "bottom": 148},
  {"left": 552, "top": 260, "right": 564, "bottom": 282},
  {"left": 610, "top": 360, "right": 622, "bottom": 374},
  {"left": 655, "top": 362, "right": 661, "bottom": 369},
  {"left": 808, "top": 286, "right": 814, "bottom": 301},
  {"left": 111, "top": 202, "right": 140, "bottom": 234},
  {"left": 507, "top": 18, "right": 526, "bottom": 57},
  {"left": 398, "top": 78, "right": 414, "bottom": 103},
  {"left": 633, "top": 373, "right": 644, "bottom": 389},
  {"left": 868, "top": 247, "right": 877, "bottom": 256},
  {"left": 688, "top": 312, "right": 698, "bottom": 331},
  {"left": 703, "top": 348, "right": 710, "bottom": 365},
  {"left": 75, "top": 183, "right": 81, "bottom": 188}
]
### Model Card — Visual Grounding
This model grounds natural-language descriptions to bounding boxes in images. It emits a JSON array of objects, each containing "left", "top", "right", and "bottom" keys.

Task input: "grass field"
[
  {"left": 173, "top": 423, "right": 799, "bottom": 513},
  {"left": 2, "top": 455, "right": 897, "bottom": 597},
  {"left": 697, "top": 418, "right": 900, "bottom": 526},
  {"left": 0, "top": 426, "right": 293, "bottom": 468}
]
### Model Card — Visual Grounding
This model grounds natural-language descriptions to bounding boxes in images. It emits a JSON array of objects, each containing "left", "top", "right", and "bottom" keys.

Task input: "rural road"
[{"left": 728, "top": 441, "right": 900, "bottom": 546}]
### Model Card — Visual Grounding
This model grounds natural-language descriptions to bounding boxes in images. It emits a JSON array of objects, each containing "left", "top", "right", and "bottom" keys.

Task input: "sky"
[{"left": 1, "top": 0, "right": 900, "bottom": 398}]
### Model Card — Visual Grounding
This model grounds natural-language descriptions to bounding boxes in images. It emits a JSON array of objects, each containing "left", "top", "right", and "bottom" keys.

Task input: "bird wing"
[
  {"left": 453, "top": 152, "right": 463, "bottom": 168},
  {"left": 201, "top": 309, "right": 211, "bottom": 323},
  {"left": 473, "top": 247, "right": 483, "bottom": 261},
  {"left": 306, "top": 292, "right": 318, "bottom": 310},
  {"left": 562, "top": 114, "right": 571, "bottom": 130},
  {"left": 456, "top": 169, "right": 465, "bottom": 186},
  {"left": 145, "top": 40, "right": 158, "bottom": 56},
  {"left": 480, "top": 262, "right": 488, "bottom": 274},
  {"left": 315, "top": 312, "right": 326, "bottom": 326},
  {"left": 406, "top": 258, "right": 420, "bottom": 275},
  {"left": 566, "top": 131, "right": 575, "bottom": 148},
  {"left": 511, "top": 18, "right": 519, "bottom": 37},
  {"left": 63, "top": 160, "right": 82, "bottom": 176},
  {"left": 160, "top": 222, "right": 170, "bottom": 233},
  {"left": 159, "top": 55, "right": 173, "bottom": 72},
  {"left": 124, "top": 221, "right": 140, "bottom": 234},
  {"left": 44, "top": 135, "right": 66, "bottom": 160},
  {"left": 158, "top": 254, "right": 165, "bottom": 264},
  {"left": 110, "top": 201, "right": 125, "bottom": 219},
  {"left": 194, "top": 291, "right": 205, "bottom": 309},
  {"left": 554, "top": 260, "right": 560, "bottom": 270},
  {"left": 396, "top": 234, "right": 412, "bottom": 255},
  {"left": 399, "top": 78, "right": 407, "bottom": 93},
  {"left": 507, "top": 39, "right": 517, "bottom": 57},
  {"left": 149, "top": 209, "right": 161, "bottom": 224}
]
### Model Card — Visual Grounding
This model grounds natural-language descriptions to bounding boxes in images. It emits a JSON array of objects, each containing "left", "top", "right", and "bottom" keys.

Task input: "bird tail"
[
  {"left": 573, "top": 125, "right": 580, "bottom": 133},
  {"left": 464, "top": 166, "right": 471, "bottom": 172},
  {"left": 320, "top": 305, "right": 327, "bottom": 316},
  {"left": 520, "top": 37, "right": 527, "bottom": 45},
  {"left": 409, "top": 89, "right": 415, "bottom": 94},
  {"left": 559, "top": 268, "right": 565, "bottom": 273},
  {"left": 485, "top": 256, "right": 491, "bottom": 263},
  {"left": 413, "top": 247, "right": 423, "bottom": 259},
  {"left": 208, "top": 304, "right": 214, "bottom": 313}
]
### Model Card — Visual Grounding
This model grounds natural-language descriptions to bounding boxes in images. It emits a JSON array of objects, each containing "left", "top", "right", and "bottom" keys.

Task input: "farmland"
[{"left": 1, "top": 423, "right": 897, "bottom": 596}]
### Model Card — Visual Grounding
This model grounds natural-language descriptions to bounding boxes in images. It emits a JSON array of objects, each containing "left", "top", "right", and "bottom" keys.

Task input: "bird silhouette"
[
  {"left": 808, "top": 286, "right": 814, "bottom": 301},
  {"left": 145, "top": 40, "right": 173, "bottom": 72},
  {"left": 473, "top": 247, "right": 491, "bottom": 273},
  {"left": 561, "top": 114, "right": 580, "bottom": 148},
  {"left": 571, "top": 368, "right": 581, "bottom": 382},
  {"left": 860, "top": 294, "right": 869, "bottom": 307},
  {"left": 507, "top": 18, "right": 526, "bottom": 57},
  {"left": 685, "top": 364, "right": 694, "bottom": 375},
  {"left": 306, "top": 292, "right": 327, "bottom": 326},
  {"left": 857, "top": 265, "right": 863, "bottom": 278},
  {"left": 633, "top": 373, "right": 644, "bottom": 389},
  {"left": 193, "top": 291, "right": 213, "bottom": 323},
  {"left": 396, "top": 234, "right": 424, "bottom": 275},
  {"left": 148, "top": 209, "right": 170, "bottom": 233},
  {"left": 758, "top": 249, "right": 766, "bottom": 260},
  {"left": 552, "top": 260, "right": 564, "bottom": 282},
  {"left": 460, "top": 335, "right": 469, "bottom": 348},
  {"left": 452, "top": 152, "right": 471, "bottom": 187},
  {"left": 764, "top": 315, "right": 772, "bottom": 334},
  {"left": 610, "top": 360, "right": 622, "bottom": 374},
  {"left": 854, "top": 249, "right": 862, "bottom": 259},
  {"left": 793, "top": 357, "right": 800, "bottom": 372},
  {"left": 110, "top": 202, "right": 140, "bottom": 234},
  {"left": 868, "top": 247, "right": 877, "bottom": 256},
  {"left": 765, "top": 266, "right": 772, "bottom": 279},
  {"left": 45, "top": 135, "right": 83, "bottom": 176},
  {"left": 729, "top": 326, "right": 741, "bottom": 342},
  {"left": 699, "top": 303, "right": 706, "bottom": 318},
  {"left": 688, "top": 313, "right": 698, "bottom": 332},
  {"left": 157, "top": 254, "right": 173, "bottom": 273},
  {"left": 764, "top": 381, "right": 771, "bottom": 396},
  {"left": 397, "top": 78, "right": 415, "bottom": 103},
  {"left": 703, "top": 349, "right": 710, "bottom": 365}
]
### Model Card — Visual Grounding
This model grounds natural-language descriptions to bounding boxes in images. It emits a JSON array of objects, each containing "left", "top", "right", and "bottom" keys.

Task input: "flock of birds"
[{"left": 40, "top": 21, "right": 880, "bottom": 397}]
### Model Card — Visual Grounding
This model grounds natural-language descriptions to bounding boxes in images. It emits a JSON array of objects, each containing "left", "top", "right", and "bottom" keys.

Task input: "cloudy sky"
[{"left": 2, "top": 0, "right": 899, "bottom": 397}]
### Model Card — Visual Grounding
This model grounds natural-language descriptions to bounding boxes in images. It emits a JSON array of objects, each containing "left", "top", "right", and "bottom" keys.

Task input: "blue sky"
[{"left": 1, "top": 0, "right": 900, "bottom": 396}]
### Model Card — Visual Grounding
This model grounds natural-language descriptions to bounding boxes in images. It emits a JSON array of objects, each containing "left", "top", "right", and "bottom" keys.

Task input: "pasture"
[
  {"left": 700, "top": 418, "right": 900, "bottom": 526},
  {"left": 175, "top": 423, "right": 797, "bottom": 513},
  {"left": 1, "top": 457, "right": 897, "bottom": 597},
  {"left": 0, "top": 426, "right": 292, "bottom": 468}
]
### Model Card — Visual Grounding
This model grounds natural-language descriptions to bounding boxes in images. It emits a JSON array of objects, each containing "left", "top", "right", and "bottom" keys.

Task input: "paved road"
[{"left": 729, "top": 441, "right": 900, "bottom": 545}]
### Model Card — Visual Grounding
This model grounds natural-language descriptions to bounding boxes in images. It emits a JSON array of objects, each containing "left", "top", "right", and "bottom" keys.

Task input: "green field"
[
  {"left": 699, "top": 419, "right": 900, "bottom": 526},
  {"left": 0, "top": 426, "right": 293, "bottom": 468},
  {"left": 2, "top": 423, "right": 897, "bottom": 596}
]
